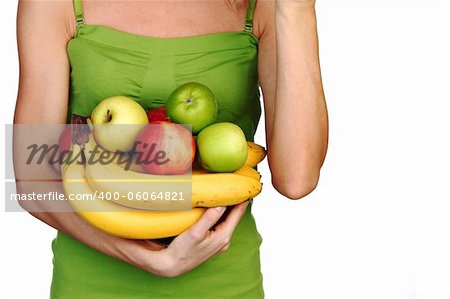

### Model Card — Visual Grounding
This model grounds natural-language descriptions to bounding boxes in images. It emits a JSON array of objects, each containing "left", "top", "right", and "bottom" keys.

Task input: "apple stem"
[{"left": 106, "top": 110, "right": 112, "bottom": 122}]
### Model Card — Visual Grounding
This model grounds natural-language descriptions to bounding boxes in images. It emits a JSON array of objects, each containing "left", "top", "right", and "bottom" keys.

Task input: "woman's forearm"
[
  {"left": 16, "top": 181, "right": 159, "bottom": 270},
  {"left": 269, "top": 2, "right": 328, "bottom": 199}
]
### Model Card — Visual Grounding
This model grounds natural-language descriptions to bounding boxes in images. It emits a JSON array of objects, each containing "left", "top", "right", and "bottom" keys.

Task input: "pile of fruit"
[{"left": 61, "top": 82, "right": 266, "bottom": 239}]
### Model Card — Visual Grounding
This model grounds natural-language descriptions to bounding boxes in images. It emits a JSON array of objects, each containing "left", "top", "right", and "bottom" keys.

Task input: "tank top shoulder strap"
[
  {"left": 73, "top": 0, "right": 85, "bottom": 26},
  {"left": 244, "top": 0, "right": 257, "bottom": 33}
]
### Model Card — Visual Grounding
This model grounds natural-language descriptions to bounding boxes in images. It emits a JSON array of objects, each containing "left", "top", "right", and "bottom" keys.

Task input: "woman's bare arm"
[
  {"left": 14, "top": 0, "right": 163, "bottom": 270},
  {"left": 258, "top": 0, "right": 328, "bottom": 199},
  {"left": 15, "top": 0, "right": 245, "bottom": 278},
  {"left": 15, "top": 0, "right": 73, "bottom": 124}
]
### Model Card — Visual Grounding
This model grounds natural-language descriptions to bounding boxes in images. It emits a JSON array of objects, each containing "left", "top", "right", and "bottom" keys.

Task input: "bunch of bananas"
[{"left": 62, "top": 136, "right": 266, "bottom": 239}]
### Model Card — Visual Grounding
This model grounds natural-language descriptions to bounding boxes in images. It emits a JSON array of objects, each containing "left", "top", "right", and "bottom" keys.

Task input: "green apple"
[
  {"left": 91, "top": 96, "right": 148, "bottom": 152},
  {"left": 166, "top": 82, "right": 217, "bottom": 134},
  {"left": 196, "top": 122, "right": 248, "bottom": 172}
]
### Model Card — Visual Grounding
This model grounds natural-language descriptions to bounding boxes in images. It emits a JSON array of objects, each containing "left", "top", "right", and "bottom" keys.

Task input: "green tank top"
[{"left": 51, "top": 0, "right": 263, "bottom": 298}]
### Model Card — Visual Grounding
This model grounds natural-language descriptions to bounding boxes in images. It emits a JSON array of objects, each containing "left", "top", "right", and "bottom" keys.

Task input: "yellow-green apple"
[
  {"left": 147, "top": 107, "right": 170, "bottom": 123},
  {"left": 196, "top": 122, "right": 248, "bottom": 172},
  {"left": 134, "top": 121, "right": 195, "bottom": 175},
  {"left": 166, "top": 82, "right": 217, "bottom": 134},
  {"left": 91, "top": 96, "right": 148, "bottom": 152}
]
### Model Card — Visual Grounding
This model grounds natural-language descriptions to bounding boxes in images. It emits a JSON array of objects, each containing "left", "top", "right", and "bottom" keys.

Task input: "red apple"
[
  {"left": 135, "top": 121, "right": 195, "bottom": 175},
  {"left": 147, "top": 107, "right": 170, "bottom": 123}
]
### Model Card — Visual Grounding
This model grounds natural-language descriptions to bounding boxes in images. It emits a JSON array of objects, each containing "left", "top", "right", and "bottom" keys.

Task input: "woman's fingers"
[
  {"left": 208, "top": 201, "right": 250, "bottom": 253},
  {"left": 213, "top": 200, "right": 249, "bottom": 235},
  {"left": 186, "top": 206, "right": 227, "bottom": 241},
  {"left": 157, "top": 203, "right": 250, "bottom": 276}
]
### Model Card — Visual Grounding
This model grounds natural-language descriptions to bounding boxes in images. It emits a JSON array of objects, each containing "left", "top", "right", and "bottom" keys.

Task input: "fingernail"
[{"left": 214, "top": 206, "right": 226, "bottom": 213}]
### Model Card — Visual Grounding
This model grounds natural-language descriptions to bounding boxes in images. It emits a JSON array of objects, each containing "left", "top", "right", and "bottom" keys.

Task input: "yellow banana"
[
  {"left": 233, "top": 165, "right": 261, "bottom": 181},
  {"left": 192, "top": 165, "right": 260, "bottom": 181},
  {"left": 191, "top": 173, "right": 262, "bottom": 207},
  {"left": 84, "top": 136, "right": 262, "bottom": 210},
  {"left": 118, "top": 158, "right": 260, "bottom": 181},
  {"left": 245, "top": 142, "right": 266, "bottom": 168},
  {"left": 62, "top": 145, "right": 205, "bottom": 239}
]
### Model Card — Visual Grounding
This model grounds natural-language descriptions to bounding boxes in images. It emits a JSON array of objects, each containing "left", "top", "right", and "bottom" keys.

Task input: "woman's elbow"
[{"left": 272, "top": 171, "right": 320, "bottom": 200}]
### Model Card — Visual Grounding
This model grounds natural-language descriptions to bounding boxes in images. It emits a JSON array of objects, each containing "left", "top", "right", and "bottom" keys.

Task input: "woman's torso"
[{"left": 51, "top": 0, "right": 264, "bottom": 297}]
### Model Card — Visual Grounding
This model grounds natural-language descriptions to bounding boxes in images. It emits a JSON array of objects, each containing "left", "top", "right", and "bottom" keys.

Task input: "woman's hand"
[{"left": 122, "top": 201, "right": 250, "bottom": 277}]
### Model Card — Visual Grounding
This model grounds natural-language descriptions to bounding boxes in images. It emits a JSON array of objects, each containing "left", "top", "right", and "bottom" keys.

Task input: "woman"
[{"left": 15, "top": 0, "right": 328, "bottom": 297}]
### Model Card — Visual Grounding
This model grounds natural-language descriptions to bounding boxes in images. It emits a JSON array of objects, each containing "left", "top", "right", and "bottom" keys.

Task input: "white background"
[{"left": 1, "top": 1, "right": 449, "bottom": 298}]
